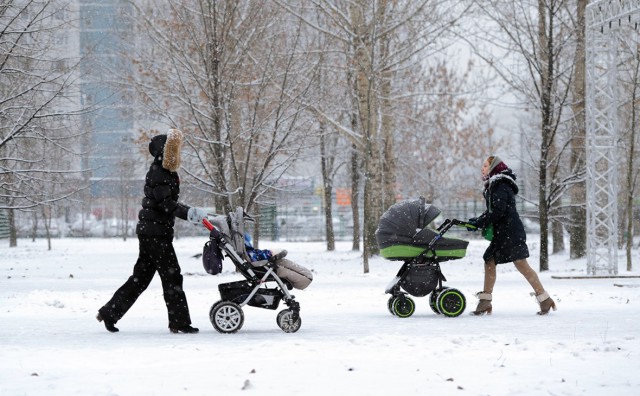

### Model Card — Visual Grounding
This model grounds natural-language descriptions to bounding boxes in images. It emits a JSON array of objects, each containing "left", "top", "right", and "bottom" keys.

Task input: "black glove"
[{"left": 466, "top": 218, "right": 478, "bottom": 231}]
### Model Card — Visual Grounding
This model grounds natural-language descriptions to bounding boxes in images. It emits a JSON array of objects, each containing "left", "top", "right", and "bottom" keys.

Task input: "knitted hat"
[{"left": 487, "top": 155, "right": 508, "bottom": 177}]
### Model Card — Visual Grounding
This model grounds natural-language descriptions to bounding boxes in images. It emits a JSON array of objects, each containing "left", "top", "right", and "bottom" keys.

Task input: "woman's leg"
[
  {"left": 472, "top": 258, "right": 496, "bottom": 315},
  {"left": 513, "top": 259, "right": 543, "bottom": 294},
  {"left": 97, "top": 235, "right": 156, "bottom": 331},
  {"left": 483, "top": 258, "right": 497, "bottom": 293},
  {"left": 148, "top": 237, "right": 193, "bottom": 329},
  {"left": 513, "top": 259, "right": 556, "bottom": 314}
]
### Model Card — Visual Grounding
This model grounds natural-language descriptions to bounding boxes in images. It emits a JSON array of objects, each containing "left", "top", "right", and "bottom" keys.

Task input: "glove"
[
  {"left": 187, "top": 207, "right": 207, "bottom": 225},
  {"left": 466, "top": 218, "right": 478, "bottom": 231}
]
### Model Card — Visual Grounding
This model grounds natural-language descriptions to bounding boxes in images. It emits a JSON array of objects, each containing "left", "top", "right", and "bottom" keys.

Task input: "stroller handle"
[
  {"left": 437, "top": 218, "right": 475, "bottom": 231},
  {"left": 202, "top": 218, "right": 215, "bottom": 231}
]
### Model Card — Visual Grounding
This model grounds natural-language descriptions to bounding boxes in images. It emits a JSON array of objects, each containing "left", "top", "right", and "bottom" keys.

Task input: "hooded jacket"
[
  {"left": 474, "top": 168, "right": 529, "bottom": 264},
  {"left": 136, "top": 131, "right": 190, "bottom": 237}
]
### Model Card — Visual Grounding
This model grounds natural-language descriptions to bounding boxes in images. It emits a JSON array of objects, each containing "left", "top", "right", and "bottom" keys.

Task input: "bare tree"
[
  {"left": 1, "top": 0, "right": 87, "bottom": 247},
  {"left": 319, "top": 121, "right": 336, "bottom": 250},
  {"left": 277, "top": 0, "right": 472, "bottom": 272},
  {"left": 126, "top": 0, "right": 316, "bottom": 223},
  {"left": 568, "top": 0, "right": 587, "bottom": 259},
  {"left": 473, "top": 0, "right": 583, "bottom": 271},
  {"left": 618, "top": 30, "right": 640, "bottom": 272},
  {"left": 395, "top": 59, "right": 497, "bottom": 203}
]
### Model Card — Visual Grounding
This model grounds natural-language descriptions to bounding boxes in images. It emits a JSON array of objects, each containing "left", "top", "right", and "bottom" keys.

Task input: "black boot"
[
  {"left": 96, "top": 313, "right": 119, "bottom": 333},
  {"left": 169, "top": 325, "right": 199, "bottom": 334}
]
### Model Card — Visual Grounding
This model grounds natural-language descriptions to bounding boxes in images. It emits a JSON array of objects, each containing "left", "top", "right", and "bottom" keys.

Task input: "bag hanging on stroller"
[{"left": 202, "top": 240, "right": 223, "bottom": 275}]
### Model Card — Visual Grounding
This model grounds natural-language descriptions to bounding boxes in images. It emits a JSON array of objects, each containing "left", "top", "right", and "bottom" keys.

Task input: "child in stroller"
[
  {"left": 202, "top": 208, "right": 312, "bottom": 333},
  {"left": 375, "top": 197, "right": 469, "bottom": 317}
]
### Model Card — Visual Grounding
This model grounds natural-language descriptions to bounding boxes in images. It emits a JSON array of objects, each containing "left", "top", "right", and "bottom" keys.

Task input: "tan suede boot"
[
  {"left": 471, "top": 292, "right": 492, "bottom": 315},
  {"left": 532, "top": 291, "right": 557, "bottom": 315}
]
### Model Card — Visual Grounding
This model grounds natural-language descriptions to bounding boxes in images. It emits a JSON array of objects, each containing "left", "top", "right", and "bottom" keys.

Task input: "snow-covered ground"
[{"left": 1, "top": 235, "right": 639, "bottom": 395}]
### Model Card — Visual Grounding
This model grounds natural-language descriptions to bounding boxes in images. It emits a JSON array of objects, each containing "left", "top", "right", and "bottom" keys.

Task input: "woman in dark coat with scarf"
[
  {"left": 467, "top": 155, "right": 556, "bottom": 315},
  {"left": 96, "top": 129, "right": 208, "bottom": 333}
]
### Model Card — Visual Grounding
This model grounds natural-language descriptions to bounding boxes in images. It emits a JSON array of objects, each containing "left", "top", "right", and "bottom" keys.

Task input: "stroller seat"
[
  {"left": 249, "top": 249, "right": 288, "bottom": 267},
  {"left": 249, "top": 260, "right": 271, "bottom": 268}
]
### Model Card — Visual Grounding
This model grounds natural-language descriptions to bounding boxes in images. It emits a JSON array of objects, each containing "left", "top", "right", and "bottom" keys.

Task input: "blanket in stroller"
[{"left": 274, "top": 258, "right": 313, "bottom": 290}]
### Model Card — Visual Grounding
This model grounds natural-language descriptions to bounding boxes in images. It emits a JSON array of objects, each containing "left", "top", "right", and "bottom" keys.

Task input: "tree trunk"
[
  {"left": 324, "top": 185, "right": 335, "bottom": 251},
  {"left": 320, "top": 124, "right": 336, "bottom": 251},
  {"left": 552, "top": 220, "right": 564, "bottom": 253},
  {"left": 350, "top": 143, "right": 360, "bottom": 251},
  {"left": 538, "top": 0, "right": 552, "bottom": 271},
  {"left": 361, "top": 124, "right": 382, "bottom": 265},
  {"left": 539, "top": 163, "right": 550, "bottom": 271},
  {"left": 378, "top": 0, "right": 396, "bottom": 211},
  {"left": 570, "top": 0, "right": 587, "bottom": 259},
  {"left": 626, "top": 48, "right": 639, "bottom": 271},
  {"left": 9, "top": 208, "right": 17, "bottom": 248},
  {"left": 42, "top": 206, "right": 52, "bottom": 251},
  {"left": 351, "top": 1, "right": 380, "bottom": 270},
  {"left": 31, "top": 211, "right": 37, "bottom": 242},
  {"left": 362, "top": 169, "right": 372, "bottom": 273},
  {"left": 204, "top": 9, "right": 230, "bottom": 213}
]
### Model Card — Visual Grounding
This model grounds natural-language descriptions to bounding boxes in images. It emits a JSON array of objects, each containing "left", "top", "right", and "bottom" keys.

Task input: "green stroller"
[{"left": 375, "top": 197, "right": 469, "bottom": 318}]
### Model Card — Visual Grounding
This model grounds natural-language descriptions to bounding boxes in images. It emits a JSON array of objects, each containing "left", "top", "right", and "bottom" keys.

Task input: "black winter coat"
[
  {"left": 135, "top": 136, "right": 189, "bottom": 237},
  {"left": 474, "top": 169, "right": 529, "bottom": 264}
]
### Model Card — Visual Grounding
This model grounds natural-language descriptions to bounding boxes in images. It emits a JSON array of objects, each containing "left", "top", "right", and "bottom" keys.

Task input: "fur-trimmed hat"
[{"left": 148, "top": 128, "right": 184, "bottom": 172}]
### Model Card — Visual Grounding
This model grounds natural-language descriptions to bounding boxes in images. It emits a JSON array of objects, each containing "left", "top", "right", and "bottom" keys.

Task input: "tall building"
[{"left": 78, "top": 0, "right": 139, "bottom": 202}]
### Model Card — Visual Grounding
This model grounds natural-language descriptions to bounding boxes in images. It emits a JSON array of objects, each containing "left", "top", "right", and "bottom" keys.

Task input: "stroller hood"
[
  {"left": 375, "top": 197, "right": 441, "bottom": 249},
  {"left": 376, "top": 197, "right": 469, "bottom": 261}
]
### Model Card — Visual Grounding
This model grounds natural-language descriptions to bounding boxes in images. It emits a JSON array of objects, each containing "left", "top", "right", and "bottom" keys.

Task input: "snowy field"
[{"left": 1, "top": 234, "right": 640, "bottom": 396}]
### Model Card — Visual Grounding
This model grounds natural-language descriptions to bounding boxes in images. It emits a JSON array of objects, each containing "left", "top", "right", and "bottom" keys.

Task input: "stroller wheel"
[
  {"left": 392, "top": 296, "right": 415, "bottom": 318},
  {"left": 210, "top": 301, "right": 244, "bottom": 333},
  {"left": 435, "top": 288, "right": 466, "bottom": 317},
  {"left": 429, "top": 287, "right": 449, "bottom": 315},
  {"left": 387, "top": 296, "right": 397, "bottom": 316},
  {"left": 277, "top": 309, "right": 302, "bottom": 333}
]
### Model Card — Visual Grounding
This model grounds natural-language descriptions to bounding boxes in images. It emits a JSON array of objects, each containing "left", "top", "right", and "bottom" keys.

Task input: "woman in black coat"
[
  {"left": 467, "top": 155, "right": 556, "bottom": 315},
  {"left": 96, "top": 129, "right": 208, "bottom": 333}
]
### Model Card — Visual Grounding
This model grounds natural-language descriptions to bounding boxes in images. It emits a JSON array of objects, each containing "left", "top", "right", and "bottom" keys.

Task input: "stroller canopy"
[
  {"left": 375, "top": 197, "right": 468, "bottom": 261},
  {"left": 376, "top": 197, "right": 441, "bottom": 249}
]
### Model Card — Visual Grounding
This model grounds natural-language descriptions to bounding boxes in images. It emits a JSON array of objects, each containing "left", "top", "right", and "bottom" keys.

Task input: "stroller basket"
[
  {"left": 400, "top": 264, "right": 441, "bottom": 297},
  {"left": 219, "top": 280, "right": 252, "bottom": 302},
  {"left": 218, "top": 280, "right": 282, "bottom": 310}
]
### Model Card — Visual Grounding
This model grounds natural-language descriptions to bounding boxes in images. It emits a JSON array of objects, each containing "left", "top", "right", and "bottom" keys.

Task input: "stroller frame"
[
  {"left": 385, "top": 219, "right": 467, "bottom": 318},
  {"left": 203, "top": 210, "right": 301, "bottom": 333}
]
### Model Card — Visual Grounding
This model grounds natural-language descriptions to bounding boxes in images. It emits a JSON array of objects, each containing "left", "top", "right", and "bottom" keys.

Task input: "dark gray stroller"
[
  {"left": 375, "top": 197, "right": 469, "bottom": 317},
  {"left": 203, "top": 208, "right": 312, "bottom": 333}
]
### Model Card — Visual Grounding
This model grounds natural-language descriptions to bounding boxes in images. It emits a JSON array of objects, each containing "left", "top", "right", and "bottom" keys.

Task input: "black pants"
[{"left": 99, "top": 235, "right": 192, "bottom": 328}]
